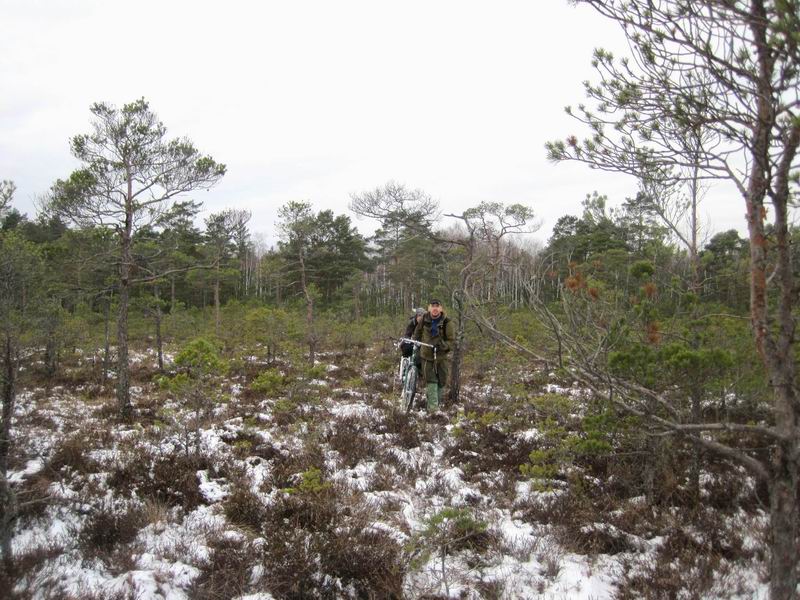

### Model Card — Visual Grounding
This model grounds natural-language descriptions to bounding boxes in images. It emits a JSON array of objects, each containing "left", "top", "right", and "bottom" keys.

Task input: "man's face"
[{"left": 430, "top": 303, "right": 442, "bottom": 317}]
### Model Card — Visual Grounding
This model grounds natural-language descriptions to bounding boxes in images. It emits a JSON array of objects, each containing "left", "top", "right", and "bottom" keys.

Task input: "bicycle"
[{"left": 397, "top": 338, "right": 435, "bottom": 412}]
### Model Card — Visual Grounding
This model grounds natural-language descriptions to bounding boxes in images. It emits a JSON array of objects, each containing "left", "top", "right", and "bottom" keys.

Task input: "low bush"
[
  {"left": 324, "top": 415, "right": 379, "bottom": 468},
  {"left": 270, "top": 441, "right": 326, "bottom": 491},
  {"left": 615, "top": 514, "right": 749, "bottom": 600},
  {"left": 47, "top": 434, "right": 99, "bottom": 475},
  {"left": 377, "top": 409, "right": 421, "bottom": 450},
  {"left": 223, "top": 484, "right": 268, "bottom": 533},
  {"left": 262, "top": 484, "right": 404, "bottom": 599},
  {"left": 192, "top": 534, "right": 258, "bottom": 600},
  {"left": 108, "top": 449, "right": 211, "bottom": 510},
  {"left": 249, "top": 368, "right": 286, "bottom": 397},
  {"left": 78, "top": 502, "right": 145, "bottom": 557},
  {"left": 444, "top": 410, "right": 530, "bottom": 477}
]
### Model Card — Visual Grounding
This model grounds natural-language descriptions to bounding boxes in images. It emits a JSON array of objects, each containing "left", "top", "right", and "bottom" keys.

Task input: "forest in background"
[{"left": 2, "top": 1, "right": 799, "bottom": 598}]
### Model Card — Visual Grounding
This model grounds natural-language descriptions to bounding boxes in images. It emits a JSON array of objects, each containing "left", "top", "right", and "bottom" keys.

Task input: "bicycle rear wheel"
[{"left": 402, "top": 366, "right": 418, "bottom": 412}]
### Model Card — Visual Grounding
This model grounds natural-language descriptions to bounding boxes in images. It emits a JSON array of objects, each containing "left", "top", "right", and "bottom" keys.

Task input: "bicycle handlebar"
[
  {"left": 397, "top": 337, "right": 439, "bottom": 375},
  {"left": 397, "top": 337, "right": 435, "bottom": 348}
]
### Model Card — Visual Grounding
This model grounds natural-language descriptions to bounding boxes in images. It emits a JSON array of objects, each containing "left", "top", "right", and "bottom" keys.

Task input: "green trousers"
[{"left": 422, "top": 359, "right": 448, "bottom": 412}]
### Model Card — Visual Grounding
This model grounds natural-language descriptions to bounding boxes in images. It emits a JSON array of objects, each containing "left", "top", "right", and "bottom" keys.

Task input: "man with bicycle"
[{"left": 413, "top": 299, "right": 454, "bottom": 412}]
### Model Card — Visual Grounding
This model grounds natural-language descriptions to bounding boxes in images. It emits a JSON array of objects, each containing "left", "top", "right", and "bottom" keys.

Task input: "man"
[{"left": 413, "top": 299, "right": 454, "bottom": 412}]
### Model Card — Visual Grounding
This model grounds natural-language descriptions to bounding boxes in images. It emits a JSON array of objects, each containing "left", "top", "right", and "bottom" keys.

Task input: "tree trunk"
[
  {"left": 743, "top": 33, "right": 800, "bottom": 592},
  {"left": 117, "top": 260, "right": 131, "bottom": 419},
  {"left": 0, "top": 332, "right": 17, "bottom": 573},
  {"left": 306, "top": 296, "right": 316, "bottom": 365},
  {"left": 689, "top": 390, "right": 702, "bottom": 500},
  {"left": 447, "top": 291, "right": 466, "bottom": 405},
  {"left": 769, "top": 435, "right": 799, "bottom": 600},
  {"left": 117, "top": 184, "right": 133, "bottom": 421},
  {"left": 213, "top": 272, "right": 221, "bottom": 338},
  {"left": 298, "top": 251, "right": 315, "bottom": 364},
  {"left": 103, "top": 295, "right": 111, "bottom": 386},
  {"left": 353, "top": 279, "right": 361, "bottom": 320},
  {"left": 447, "top": 324, "right": 464, "bottom": 405},
  {"left": 44, "top": 316, "right": 58, "bottom": 384},
  {"left": 154, "top": 285, "right": 164, "bottom": 373}
]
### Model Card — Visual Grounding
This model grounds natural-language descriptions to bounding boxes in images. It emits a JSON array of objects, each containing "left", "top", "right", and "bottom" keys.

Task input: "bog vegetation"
[{"left": 1, "top": 1, "right": 799, "bottom": 598}]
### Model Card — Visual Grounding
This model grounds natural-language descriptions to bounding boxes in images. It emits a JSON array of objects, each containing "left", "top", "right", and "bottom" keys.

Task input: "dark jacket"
[{"left": 413, "top": 311, "right": 454, "bottom": 361}]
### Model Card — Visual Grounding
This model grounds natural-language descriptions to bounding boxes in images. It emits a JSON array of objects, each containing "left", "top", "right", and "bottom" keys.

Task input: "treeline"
[
  {"left": 0, "top": 156, "right": 757, "bottom": 349},
  {"left": 0, "top": 151, "right": 760, "bottom": 375}
]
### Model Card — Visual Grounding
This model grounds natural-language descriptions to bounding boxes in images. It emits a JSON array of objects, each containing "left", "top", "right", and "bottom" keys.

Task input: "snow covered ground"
[{"left": 4, "top": 349, "right": 770, "bottom": 599}]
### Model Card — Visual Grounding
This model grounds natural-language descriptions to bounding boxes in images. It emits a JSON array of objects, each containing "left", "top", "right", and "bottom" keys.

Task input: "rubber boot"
[
  {"left": 437, "top": 385, "right": 445, "bottom": 407},
  {"left": 426, "top": 382, "right": 439, "bottom": 412}
]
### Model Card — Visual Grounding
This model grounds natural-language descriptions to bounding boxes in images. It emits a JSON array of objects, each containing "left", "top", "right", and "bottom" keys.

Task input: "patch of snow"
[
  {"left": 328, "top": 401, "right": 380, "bottom": 420},
  {"left": 199, "top": 427, "right": 230, "bottom": 456},
  {"left": 104, "top": 567, "right": 191, "bottom": 600},
  {"left": 244, "top": 457, "right": 273, "bottom": 494},
  {"left": 8, "top": 458, "right": 45, "bottom": 483},
  {"left": 517, "top": 428, "right": 543, "bottom": 442},
  {"left": 333, "top": 461, "right": 377, "bottom": 491},
  {"left": 137, "top": 553, "right": 201, "bottom": 589},
  {"left": 197, "top": 470, "right": 229, "bottom": 502},
  {"left": 365, "top": 520, "right": 409, "bottom": 544}
]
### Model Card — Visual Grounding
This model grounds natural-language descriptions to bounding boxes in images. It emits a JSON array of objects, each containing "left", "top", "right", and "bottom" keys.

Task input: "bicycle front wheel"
[{"left": 402, "top": 366, "right": 418, "bottom": 412}]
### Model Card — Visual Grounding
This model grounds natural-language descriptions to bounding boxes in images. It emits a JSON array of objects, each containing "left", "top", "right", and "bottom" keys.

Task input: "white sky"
[{"left": 1, "top": 0, "right": 745, "bottom": 248}]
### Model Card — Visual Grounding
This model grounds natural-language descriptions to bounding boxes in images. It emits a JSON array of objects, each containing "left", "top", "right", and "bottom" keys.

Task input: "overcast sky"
[{"left": 1, "top": 0, "right": 744, "bottom": 248}]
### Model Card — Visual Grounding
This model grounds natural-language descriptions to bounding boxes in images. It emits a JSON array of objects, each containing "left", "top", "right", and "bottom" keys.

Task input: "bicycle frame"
[{"left": 396, "top": 338, "right": 433, "bottom": 412}]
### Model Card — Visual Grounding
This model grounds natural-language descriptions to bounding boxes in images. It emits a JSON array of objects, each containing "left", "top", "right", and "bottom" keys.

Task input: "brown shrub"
[
  {"left": 324, "top": 415, "right": 378, "bottom": 468},
  {"left": 223, "top": 484, "right": 268, "bottom": 533},
  {"left": 47, "top": 434, "right": 99, "bottom": 475},
  {"left": 443, "top": 418, "right": 531, "bottom": 478},
  {"left": 108, "top": 450, "right": 210, "bottom": 511},
  {"left": 520, "top": 482, "right": 639, "bottom": 555},
  {"left": 326, "top": 365, "right": 360, "bottom": 383},
  {"left": 377, "top": 409, "right": 421, "bottom": 450},
  {"left": 191, "top": 535, "right": 258, "bottom": 600},
  {"left": 1, "top": 539, "right": 64, "bottom": 593},
  {"left": 269, "top": 442, "right": 326, "bottom": 490},
  {"left": 262, "top": 492, "right": 404, "bottom": 599},
  {"left": 616, "top": 527, "right": 722, "bottom": 599},
  {"left": 224, "top": 431, "right": 279, "bottom": 461},
  {"left": 13, "top": 474, "right": 53, "bottom": 523},
  {"left": 78, "top": 503, "right": 145, "bottom": 557}
]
